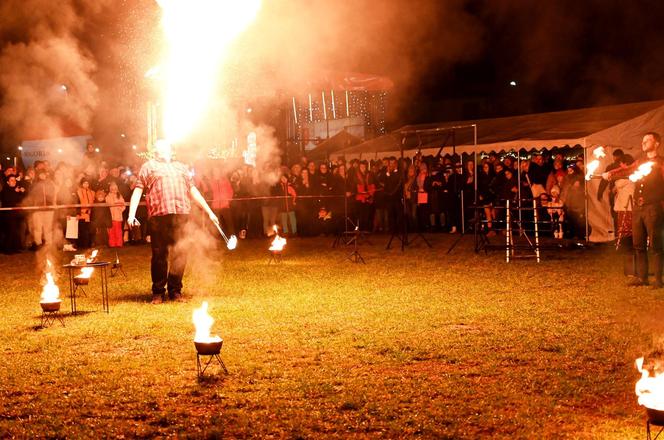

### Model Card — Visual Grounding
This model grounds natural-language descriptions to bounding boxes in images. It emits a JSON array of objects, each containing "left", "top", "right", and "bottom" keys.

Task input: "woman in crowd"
[
  {"left": 412, "top": 161, "right": 432, "bottom": 232},
  {"left": 76, "top": 178, "right": 95, "bottom": 249},
  {"left": 106, "top": 182, "right": 125, "bottom": 247}
]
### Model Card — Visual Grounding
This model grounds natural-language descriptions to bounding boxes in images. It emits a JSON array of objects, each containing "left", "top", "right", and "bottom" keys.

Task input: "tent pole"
[
  {"left": 583, "top": 138, "right": 589, "bottom": 241},
  {"left": 473, "top": 124, "right": 478, "bottom": 205},
  {"left": 517, "top": 152, "right": 522, "bottom": 228}
]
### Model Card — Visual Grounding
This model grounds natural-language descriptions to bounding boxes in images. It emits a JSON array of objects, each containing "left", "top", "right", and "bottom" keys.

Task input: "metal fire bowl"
[
  {"left": 194, "top": 340, "right": 223, "bottom": 355},
  {"left": 74, "top": 277, "right": 89, "bottom": 286},
  {"left": 270, "top": 250, "right": 283, "bottom": 255},
  {"left": 40, "top": 301, "right": 61, "bottom": 312},
  {"left": 647, "top": 407, "right": 664, "bottom": 426}
]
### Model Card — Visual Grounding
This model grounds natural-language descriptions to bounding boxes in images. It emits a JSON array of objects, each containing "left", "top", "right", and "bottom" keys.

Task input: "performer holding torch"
[
  {"left": 127, "top": 140, "right": 221, "bottom": 304},
  {"left": 603, "top": 132, "right": 664, "bottom": 288}
]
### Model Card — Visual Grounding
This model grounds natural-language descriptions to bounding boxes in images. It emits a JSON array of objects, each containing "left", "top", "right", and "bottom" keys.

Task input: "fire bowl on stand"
[
  {"left": 647, "top": 408, "right": 664, "bottom": 426},
  {"left": 39, "top": 300, "right": 65, "bottom": 327},
  {"left": 194, "top": 340, "right": 223, "bottom": 356},
  {"left": 74, "top": 277, "right": 90, "bottom": 286},
  {"left": 194, "top": 339, "right": 228, "bottom": 378},
  {"left": 40, "top": 300, "right": 61, "bottom": 312}
]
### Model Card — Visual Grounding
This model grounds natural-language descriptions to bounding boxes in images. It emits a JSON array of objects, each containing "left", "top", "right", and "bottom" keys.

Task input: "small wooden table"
[{"left": 62, "top": 262, "right": 111, "bottom": 315}]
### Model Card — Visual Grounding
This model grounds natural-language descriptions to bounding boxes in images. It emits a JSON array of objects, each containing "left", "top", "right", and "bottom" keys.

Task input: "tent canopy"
[
  {"left": 308, "top": 129, "right": 362, "bottom": 159},
  {"left": 337, "top": 99, "right": 664, "bottom": 244},
  {"left": 339, "top": 100, "right": 664, "bottom": 157}
]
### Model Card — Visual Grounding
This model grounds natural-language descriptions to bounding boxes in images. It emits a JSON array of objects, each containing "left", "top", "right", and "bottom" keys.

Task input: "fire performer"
[
  {"left": 603, "top": 132, "right": 664, "bottom": 288},
  {"left": 127, "top": 140, "right": 220, "bottom": 304}
]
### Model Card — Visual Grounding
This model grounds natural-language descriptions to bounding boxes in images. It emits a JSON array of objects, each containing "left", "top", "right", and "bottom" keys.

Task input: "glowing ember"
[
  {"left": 629, "top": 161, "right": 655, "bottom": 182},
  {"left": 76, "top": 267, "right": 95, "bottom": 280},
  {"left": 585, "top": 146, "right": 606, "bottom": 181},
  {"left": 192, "top": 301, "right": 221, "bottom": 343},
  {"left": 269, "top": 226, "right": 286, "bottom": 251},
  {"left": 156, "top": 0, "right": 262, "bottom": 143},
  {"left": 636, "top": 357, "right": 664, "bottom": 411},
  {"left": 40, "top": 261, "right": 60, "bottom": 304}
]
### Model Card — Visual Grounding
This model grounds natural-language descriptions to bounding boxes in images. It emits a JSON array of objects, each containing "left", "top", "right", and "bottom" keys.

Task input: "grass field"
[{"left": 0, "top": 235, "right": 662, "bottom": 439}]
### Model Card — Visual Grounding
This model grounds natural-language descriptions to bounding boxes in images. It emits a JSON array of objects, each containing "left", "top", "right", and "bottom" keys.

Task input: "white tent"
[{"left": 338, "top": 100, "right": 664, "bottom": 242}]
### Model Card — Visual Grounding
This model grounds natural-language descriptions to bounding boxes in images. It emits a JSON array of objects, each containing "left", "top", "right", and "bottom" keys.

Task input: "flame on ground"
[
  {"left": 40, "top": 260, "right": 60, "bottom": 304},
  {"left": 629, "top": 161, "right": 655, "bottom": 182},
  {"left": 585, "top": 146, "right": 606, "bottom": 181},
  {"left": 636, "top": 357, "right": 664, "bottom": 411},
  {"left": 269, "top": 226, "right": 286, "bottom": 251},
  {"left": 156, "top": 0, "right": 262, "bottom": 143},
  {"left": 193, "top": 301, "right": 221, "bottom": 343}
]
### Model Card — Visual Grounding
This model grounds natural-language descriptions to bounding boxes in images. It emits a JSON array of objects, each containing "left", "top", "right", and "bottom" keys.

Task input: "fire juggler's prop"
[
  {"left": 214, "top": 222, "right": 237, "bottom": 250},
  {"left": 585, "top": 146, "right": 606, "bottom": 180},
  {"left": 268, "top": 225, "right": 286, "bottom": 264}
]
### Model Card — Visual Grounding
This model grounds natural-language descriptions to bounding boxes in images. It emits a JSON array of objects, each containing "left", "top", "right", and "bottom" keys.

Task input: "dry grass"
[{"left": 0, "top": 235, "right": 662, "bottom": 438}]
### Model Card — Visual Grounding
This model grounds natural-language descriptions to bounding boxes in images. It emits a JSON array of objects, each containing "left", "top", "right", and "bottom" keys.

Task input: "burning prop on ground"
[
  {"left": 585, "top": 146, "right": 606, "bottom": 181},
  {"left": 40, "top": 260, "right": 61, "bottom": 312},
  {"left": 39, "top": 260, "right": 65, "bottom": 327},
  {"left": 636, "top": 354, "right": 664, "bottom": 427},
  {"left": 193, "top": 301, "right": 228, "bottom": 377},
  {"left": 268, "top": 225, "right": 286, "bottom": 264}
]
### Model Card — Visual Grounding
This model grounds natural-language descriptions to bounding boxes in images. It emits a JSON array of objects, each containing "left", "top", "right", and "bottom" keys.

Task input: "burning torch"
[{"left": 585, "top": 146, "right": 606, "bottom": 180}]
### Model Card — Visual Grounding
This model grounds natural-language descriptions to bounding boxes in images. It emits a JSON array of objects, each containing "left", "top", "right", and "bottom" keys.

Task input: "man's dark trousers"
[
  {"left": 632, "top": 203, "right": 663, "bottom": 284},
  {"left": 149, "top": 214, "right": 189, "bottom": 297}
]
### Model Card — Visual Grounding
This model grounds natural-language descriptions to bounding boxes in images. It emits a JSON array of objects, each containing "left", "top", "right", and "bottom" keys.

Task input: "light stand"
[{"left": 386, "top": 135, "right": 432, "bottom": 251}]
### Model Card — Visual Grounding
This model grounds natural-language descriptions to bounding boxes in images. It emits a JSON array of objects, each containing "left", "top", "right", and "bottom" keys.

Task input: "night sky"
[{"left": 405, "top": 0, "right": 664, "bottom": 124}]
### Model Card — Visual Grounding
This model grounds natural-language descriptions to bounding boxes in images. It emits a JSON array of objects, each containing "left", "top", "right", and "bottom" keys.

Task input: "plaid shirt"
[{"left": 136, "top": 159, "right": 194, "bottom": 217}]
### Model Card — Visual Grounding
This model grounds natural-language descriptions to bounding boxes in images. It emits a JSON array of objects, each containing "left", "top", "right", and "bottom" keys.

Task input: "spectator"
[
  {"left": 77, "top": 178, "right": 95, "bottom": 249},
  {"left": 26, "top": 168, "right": 56, "bottom": 249},
  {"left": 106, "top": 182, "right": 125, "bottom": 247},
  {"left": 1, "top": 175, "right": 26, "bottom": 253},
  {"left": 294, "top": 168, "right": 313, "bottom": 236},
  {"left": 354, "top": 160, "right": 375, "bottom": 231},
  {"left": 412, "top": 161, "right": 432, "bottom": 232},
  {"left": 275, "top": 171, "right": 297, "bottom": 235}
]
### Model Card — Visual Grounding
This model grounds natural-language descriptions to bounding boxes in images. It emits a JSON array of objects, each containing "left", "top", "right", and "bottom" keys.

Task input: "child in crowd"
[{"left": 106, "top": 182, "right": 125, "bottom": 247}]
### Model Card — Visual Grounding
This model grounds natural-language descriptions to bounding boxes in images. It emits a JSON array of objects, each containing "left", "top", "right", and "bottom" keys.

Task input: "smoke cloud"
[{"left": 0, "top": 0, "right": 484, "bottom": 153}]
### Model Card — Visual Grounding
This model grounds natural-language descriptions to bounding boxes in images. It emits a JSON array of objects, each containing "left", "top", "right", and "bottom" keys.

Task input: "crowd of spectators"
[{"left": 0, "top": 144, "right": 594, "bottom": 255}]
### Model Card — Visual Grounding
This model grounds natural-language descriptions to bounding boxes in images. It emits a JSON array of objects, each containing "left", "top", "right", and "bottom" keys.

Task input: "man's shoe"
[
  {"left": 170, "top": 292, "right": 186, "bottom": 302},
  {"left": 627, "top": 278, "right": 649, "bottom": 287},
  {"left": 651, "top": 281, "right": 664, "bottom": 289},
  {"left": 151, "top": 294, "right": 164, "bottom": 304}
]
